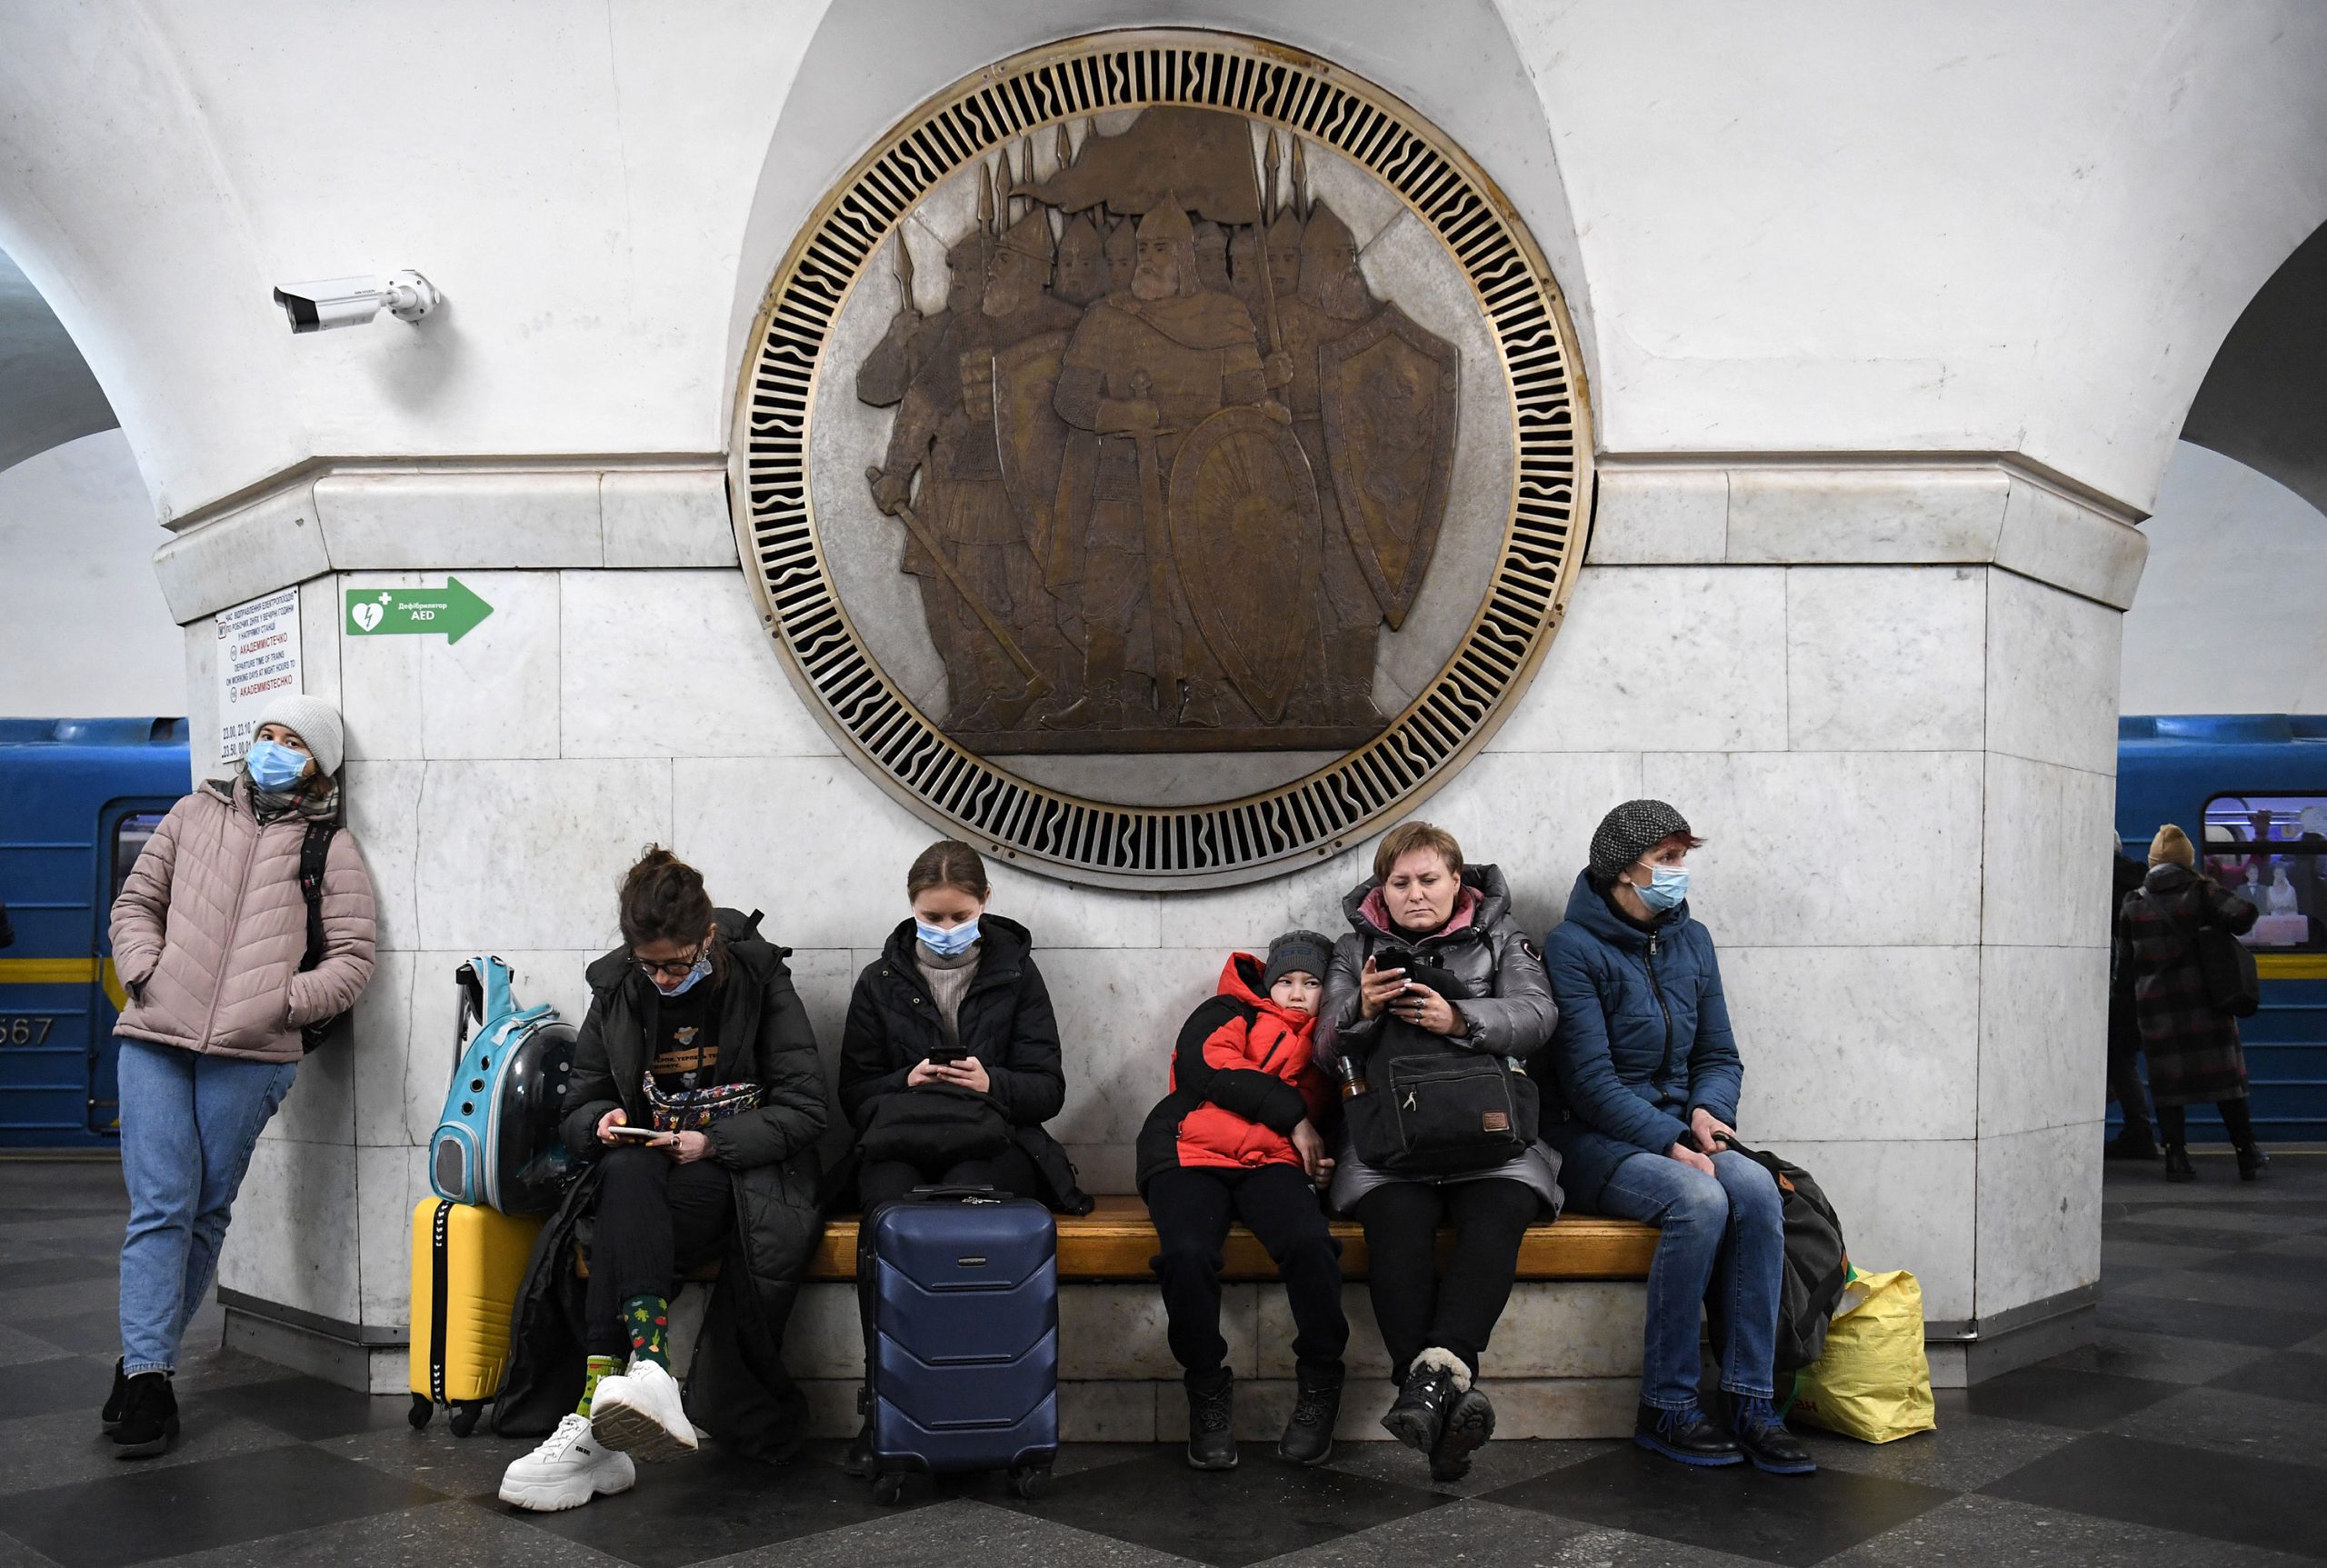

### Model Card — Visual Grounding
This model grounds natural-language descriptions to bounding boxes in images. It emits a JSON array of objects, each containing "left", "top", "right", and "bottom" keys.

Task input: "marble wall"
[{"left": 185, "top": 456, "right": 2133, "bottom": 1385}]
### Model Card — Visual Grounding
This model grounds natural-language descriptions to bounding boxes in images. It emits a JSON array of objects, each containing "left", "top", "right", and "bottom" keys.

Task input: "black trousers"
[
  {"left": 1147, "top": 1164, "right": 1349, "bottom": 1383},
  {"left": 2108, "top": 1002, "right": 2153, "bottom": 1140},
  {"left": 854, "top": 1144, "right": 1044, "bottom": 1374},
  {"left": 585, "top": 1146, "right": 734, "bottom": 1357},
  {"left": 1354, "top": 1176, "right": 1540, "bottom": 1381}
]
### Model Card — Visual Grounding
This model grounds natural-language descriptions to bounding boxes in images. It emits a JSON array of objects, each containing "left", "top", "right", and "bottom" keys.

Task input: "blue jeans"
[
  {"left": 1595, "top": 1149, "right": 1784, "bottom": 1408},
  {"left": 117, "top": 1041, "right": 297, "bottom": 1375}
]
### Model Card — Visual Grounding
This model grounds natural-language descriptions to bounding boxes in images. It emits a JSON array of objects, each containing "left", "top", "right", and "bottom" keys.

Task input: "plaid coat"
[{"left": 2116, "top": 864, "right": 2259, "bottom": 1105}]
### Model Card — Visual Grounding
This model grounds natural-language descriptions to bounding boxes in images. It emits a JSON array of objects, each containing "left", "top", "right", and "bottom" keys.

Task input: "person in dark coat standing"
[
  {"left": 834, "top": 839, "right": 1093, "bottom": 1473},
  {"left": 1314, "top": 821, "right": 1561, "bottom": 1483},
  {"left": 2104, "top": 840, "right": 2158, "bottom": 1160},
  {"left": 497, "top": 847, "right": 828, "bottom": 1512},
  {"left": 2119, "top": 824, "right": 2266, "bottom": 1182},
  {"left": 1541, "top": 800, "right": 1813, "bottom": 1476}
]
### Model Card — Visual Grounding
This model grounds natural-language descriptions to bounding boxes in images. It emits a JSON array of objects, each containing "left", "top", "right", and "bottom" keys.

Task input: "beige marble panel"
[
  {"left": 216, "top": 1137, "right": 359, "bottom": 1323},
  {"left": 357, "top": 949, "right": 603, "bottom": 1150},
  {"left": 355, "top": 1143, "right": 431, "bottom": 1329},
  {"left": 1060, "top": 1283, "right": 1257, "bottom": 1381},
  {"left": 1725, "top": 468, "right": 2008, "bottom": 564},
  {"left": 779, "top": 1282, "right": 864, "bottom": 1380},
  {"left": 262, "top": 1021, "right": 357, "bottom": 1147},
  {"left": 1640, "top": 752, "right": 1984, "bottom": 947},
  {"left": 335, "top": 573, "right": 425, "bottom": 762},
  {"left": 558, "top": 569, "right": 834, "bottom": 760},
  {"left": 1156, "top": 1376, "right": 1636, "bottom": 1442},
  {"left": 1422, "top": 750, "right": 1649, "bottom": 939},
  {"left": 1038, "top": 946, "right": 1226, "bottom": 1162},
  {"left": 1154, "top": 837, "right": 1376, "bottom": 950},
  {"left": 1975, "top": 1121, "right": 2103, "bottom": 1318},
  {"left": 1761, "top": 1137, "right": 1976, "bottom": 1321},
  {"left": 342, "top": 763, "right": 423, "bottom": 951},
  {"left": 315, "top": 472, "right": 604, "bottom": 570},
  {"left": 1723, "top": 945, "right": 1980, "bottom": 1143},
  {"left": 1786, "top": 565, "right": 1985, "bottom": 751},
  {"left": 182, "top": 618, "right": 222, "bottom": 779},
  {"left": 1980, "top": 945, "right": 2109, "bottom": 1139},
  {"left": 1992, "top": 477, "right": 2148, "bottom": 610},
  {"left": 1256, "top": 1281, "right": 1643, "bottom": 1381},
  {"left": 413, "top": 760, "right": 672, "bottom": 951},
  {"left": 1986, "top": 568, "right": 2122, "bottom": 776},
  {"left": 1059, "top": 1380, "right": 1161, "bottom": 1443},
  {"left": 414, "top": 570, "right": 561, "bottom": 761},
  {"left": 296, "top": 573, "right": 344, "bottom": 710},
  {"left": 600, "top": 469, "right": 738, "bottom": 569},
  {"left": 1585, "top": 468, "right": 1728, "bottom": 565},
  {"left": 152, "top": 481, "right": 330, "bottom": 623},
  {"left": 1493, "top": 566, "right": 1786, "bottom": 754},
  {"left": 1982, "top": 754, "right": 2116, "bottom": 949}
]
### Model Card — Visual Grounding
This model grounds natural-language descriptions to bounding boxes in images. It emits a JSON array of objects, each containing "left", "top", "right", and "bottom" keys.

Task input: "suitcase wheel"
[
  {"left": 449, "top": 1401, "right": 484, "bottom": 1437},
  {"left": 407, "top": 1393, "right": 433, "bottom": 1431},
  {"left": 1010, "top": 1464, "right": 1050, "bottom": 1501},
  {"left": 871, "top": 1472, "right": 907, "bottom": 1507}
]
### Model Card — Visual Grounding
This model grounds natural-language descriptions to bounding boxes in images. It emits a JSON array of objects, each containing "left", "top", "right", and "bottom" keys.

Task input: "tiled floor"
[{"left": 3, "top": 1152, "right": 2324, "bottom": 1567}]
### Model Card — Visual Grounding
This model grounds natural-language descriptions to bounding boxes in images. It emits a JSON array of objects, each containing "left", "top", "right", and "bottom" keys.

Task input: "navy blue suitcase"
[{"left": 864, "top": 1186, "right": 1058, "bottom": 1503}]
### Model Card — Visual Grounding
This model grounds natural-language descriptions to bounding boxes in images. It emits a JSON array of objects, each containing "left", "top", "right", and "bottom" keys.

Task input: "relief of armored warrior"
[
  {"left": 870, "top": 211, "right": 1082, "bottom": 733},
  {"left": 1054, "top": 213, "right": 1105, "bottom": 307},
  {"left": 855, "top": 232, "right": 983, "bottom": 409},
  {"left": 1043, "top": 197, "right": 1289, "bottom": 731},
  {"left": 1103, "top": 217, "right": 1136, "bottom": 295}
]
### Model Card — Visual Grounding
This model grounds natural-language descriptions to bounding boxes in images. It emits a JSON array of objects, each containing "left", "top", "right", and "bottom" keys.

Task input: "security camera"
[{"left": 272, "top": 270, "right": 440, "bottom": 333}]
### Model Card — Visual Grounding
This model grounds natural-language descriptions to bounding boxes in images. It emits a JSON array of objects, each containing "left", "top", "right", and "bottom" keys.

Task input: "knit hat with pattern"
[
  {"left": 1262, "top": 929, "right": 1335, "bottom": 992},
  {"left": 1588, "top": 799, "right": 1693, "bottom": 887}
]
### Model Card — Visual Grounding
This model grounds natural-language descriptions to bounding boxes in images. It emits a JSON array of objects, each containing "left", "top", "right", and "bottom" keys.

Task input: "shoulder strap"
[{"left": 296, "top": 821, "right": 337, "bottom": 974}]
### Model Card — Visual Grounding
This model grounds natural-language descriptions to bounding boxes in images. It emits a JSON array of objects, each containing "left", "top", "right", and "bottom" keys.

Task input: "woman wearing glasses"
[{"left": 498, "top": 846, "right": 828, "bottom": 1513}]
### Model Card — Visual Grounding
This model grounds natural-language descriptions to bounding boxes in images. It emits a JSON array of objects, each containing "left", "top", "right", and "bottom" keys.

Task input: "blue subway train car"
[
  {"left": 0, "top": 719, "right": 190, "bottom": 1149},
  {"left": 2115, "top": 714, "right": 2327, "bottom": 1144}
]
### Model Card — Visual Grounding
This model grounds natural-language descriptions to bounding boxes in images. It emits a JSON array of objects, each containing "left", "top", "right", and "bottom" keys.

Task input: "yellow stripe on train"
[{"left": 0, "top": 957, "right": 127, "bottom": 1009}]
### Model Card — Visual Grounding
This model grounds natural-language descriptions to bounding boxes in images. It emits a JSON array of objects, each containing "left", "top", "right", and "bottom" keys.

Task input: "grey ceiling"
[
  {"left": 2180, "top": 220, "right": 2327, "bottom": 518},
  {"left": 0, "top": 247, "right": 119, "bottom": 475}
]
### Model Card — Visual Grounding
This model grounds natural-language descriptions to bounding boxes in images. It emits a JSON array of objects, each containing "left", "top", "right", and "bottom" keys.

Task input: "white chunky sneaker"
[
  {"left": 588, "top": 1359, "right": 698, "bottom": 1463},
  {"left": 498, "top": 1413, "right": 635, "bottom": 1512}
]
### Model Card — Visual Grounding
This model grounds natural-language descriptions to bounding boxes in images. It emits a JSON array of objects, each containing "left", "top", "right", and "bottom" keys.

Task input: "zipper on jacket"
[
  {"left": 1644, "top": 933, "right": 1676, "bottom": 1087},
  {"left": 193, "top": 804, "right": 268, "bottom": 1053}
]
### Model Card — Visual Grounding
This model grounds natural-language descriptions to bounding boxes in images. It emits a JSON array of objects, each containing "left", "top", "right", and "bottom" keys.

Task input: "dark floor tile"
[
  {"left": 2107, "top": 1385, "right": 2327, "bottom": 1471},
  {"left": 2093, "top": 1289, "right": 2325, "bottom": 1349},
  {"left": 0, "top": 1529, "right": 66, "bottom": 1568},
  {"left": 0, "top": 1253, "right": 118, "bottom": 1284},
  {"left": 0, "top": 1405, "right": 301, "bottom": 1498},
  {"left": 719, "top": 1496, "right": 1196, "bottom": 1568},
  {"left": 994, "top": 1443, "right": 1445, "bottom": 1567},
  {"left": 1483, "top": 1443, "right": 1951, "bottom": 1568},
  {"left": 1323, "top": 1436, "right": 1623, "bottom": 1499},
  {"left": 510, "top": 1452, "right": 932, "bottom": 1568},
  {"left": 1961, "top": 1363, "right": 2182, "bottom": 1429},
  {"left": 15, "top": 1311, "right": 125, "bottom": 1357},
  {"left": 0, "top": 1325, "right": 83, "bottom": 1372},
  {"left": 1257, "top": 1497, "right": 1597, "bottom": 1567},
  {"left": 1792, "top": 1411, "right": 2078, "bottom": 1493},
  {"left": 325, "top": 1423, "right": 535, "bottom": 1501},
  {"left": 2042, "top": 1328, "right": 2272, "bottom": 1386},
  {"left": 0, "top": 1443, "right": 440, "bottom": 1568},
  {"left": 2251, "top": 1233, "right": 2327, "bottom": 1260},
  {"left": 1982, "top": 1433, "right": 2327, "bottom": 1558},
  {"left": 198, "top": 1377, "right": 419, "bottom": 1441},
  {"left": 1826, "top": 1492, "right": 2318, "bottom": 1568},
  {"left": 2104, "top": 1221, "right": 2276, "bottom": 1252},
  {"left": 2101, "top": 1238, "right": 2234, "bottom": 1271},
  {"left": 2210, "top": 1349, "right": 2327, "bottom": 1406},
  {"left": 0, "top": 1356, "right": 118, "bottom": 1424},
  {"left": 2113, "top": 1263, "right": 2327, "bottom": 1314},
  {"left": 133, "top": 1497, "right": 624, "bottom": 1568},
  {"left": 0, "top": 1279, "right": 125, "bottom": 1322},
  {"left": 2194, "top": 1247, "right": 2327, "bottom": 1288}
]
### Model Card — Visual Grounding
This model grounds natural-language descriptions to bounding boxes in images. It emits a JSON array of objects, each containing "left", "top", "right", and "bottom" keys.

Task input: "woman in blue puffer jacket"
[{"left": 1541, "top": 800, "right": 1813, "bottom": 1477}]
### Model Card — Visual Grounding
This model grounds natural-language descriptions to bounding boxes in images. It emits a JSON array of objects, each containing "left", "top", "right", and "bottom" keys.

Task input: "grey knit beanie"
[
  {"left": 1588, "top": 799, "right": 1693, "bottom": 886},
  {"left": 252, "top": 692, "right": 345, "bottom": 775},
  {"left": 1262, "top": 929, "right": 1335, "bottom": 992}
]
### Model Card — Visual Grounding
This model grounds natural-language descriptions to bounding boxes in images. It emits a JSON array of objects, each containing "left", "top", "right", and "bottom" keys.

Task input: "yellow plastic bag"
[{"left": 1789, "top": 1268, "right": 1935, "bottom": 1443}]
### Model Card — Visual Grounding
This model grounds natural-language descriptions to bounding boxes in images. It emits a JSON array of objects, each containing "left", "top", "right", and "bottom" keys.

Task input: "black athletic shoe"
[
  {"left": 1276, "top": 1370, "right": 1341, "bottom": 1466},
  {"left": 1185, "top": 1370, "right": 1237, "bottom": 1471},
  {"left": 1633, "top": 1401, "right": 1743, "bottom": 1467},
  {"left": 1731, "top": 1395, "right": 1816, "bottom": 1474},
  {"left": 2237, "top": 1143, "right": 2272, "bottom": 1182},
  {"left": 1381, "top": 1354, "right": 1460, "bottom": 1454},
  {"left": 110, "top": 1372, "right": 177, "bottom": 1459},
  {"left": 1429, "top": 1384, "right": 1495, "bottom": 1482},
  {"left": 2103, "top": 1131, "right": 2159, "bottom": 1161},
  {"left": 2164, "top": 1146, "right": 2197, "bottom": 1183},
  {"left": 842, "top": 1420, "right": 874, "bottom": 1478},
  {"left": 102, "top": 1359, "right": 131, "bottom": 1432}
]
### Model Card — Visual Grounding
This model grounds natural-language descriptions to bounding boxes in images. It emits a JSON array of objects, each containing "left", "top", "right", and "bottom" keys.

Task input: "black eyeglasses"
[{"left": 633, "top": 937, "right": 711, "bottom": 981}]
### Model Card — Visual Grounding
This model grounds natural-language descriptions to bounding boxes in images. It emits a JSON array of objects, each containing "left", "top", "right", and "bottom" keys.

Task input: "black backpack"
[
  {"left": 1714, "top": 1134, "right": 1849, "bottom": 1373},
  {"left": 295, "top": 821, "right": 352, "bottom": 1054}
]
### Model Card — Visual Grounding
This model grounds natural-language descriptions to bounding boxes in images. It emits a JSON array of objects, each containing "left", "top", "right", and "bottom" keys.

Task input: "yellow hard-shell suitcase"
[{"left": 407, "top": 1196, "right": 543, "bottom": 1434}]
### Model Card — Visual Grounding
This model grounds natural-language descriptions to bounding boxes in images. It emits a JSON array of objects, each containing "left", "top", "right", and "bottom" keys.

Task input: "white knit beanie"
[{"left": 253, "top": 692, "right": 345, "bottom": 775}]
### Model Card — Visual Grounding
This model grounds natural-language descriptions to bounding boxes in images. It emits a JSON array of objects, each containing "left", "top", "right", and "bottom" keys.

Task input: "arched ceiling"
[
  {"left": 0, "top": 248, "right": 115, "bottom": 474},
  {"left": 2180, "top": 219, "right": 2327, "bottom": 518}
]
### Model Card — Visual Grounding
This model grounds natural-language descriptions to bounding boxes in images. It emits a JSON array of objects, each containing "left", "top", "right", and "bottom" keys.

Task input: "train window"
[
  {"left": 110, "top": 813, "right": 167, "bottom": 905},
  {"left": 2201, "top": 794, "right": 2327, "bottom": 952}
]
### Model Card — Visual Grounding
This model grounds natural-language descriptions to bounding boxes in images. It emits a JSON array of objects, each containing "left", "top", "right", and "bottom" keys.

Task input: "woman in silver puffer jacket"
[{"left": 105, "top": 693, "right": 376, "bottom": 1457}]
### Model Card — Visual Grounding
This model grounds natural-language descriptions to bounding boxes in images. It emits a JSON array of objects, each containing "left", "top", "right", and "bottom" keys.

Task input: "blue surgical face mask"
[
  {"left": 916, "top": 918, "right": 981, "bottom": 958},
  {"left": 656, "top": 950, "right": 714, "bottom": 997},
  {"left": 1633, "top": 861, "right": 1689, "bottom": 914},
  {"left": 245, "top": 740, "right": 310, "bottom": 793}
]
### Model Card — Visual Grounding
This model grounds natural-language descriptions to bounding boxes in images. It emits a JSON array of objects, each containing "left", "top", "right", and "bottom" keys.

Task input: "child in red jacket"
[{"left": 1137, "top": 931, "right": 1349, "bottom": 1471}]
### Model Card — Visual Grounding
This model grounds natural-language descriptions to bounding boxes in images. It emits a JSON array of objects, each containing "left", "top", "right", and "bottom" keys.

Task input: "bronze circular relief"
[{"left": 731, "top": 29, "right": 1592, "bottom": 889}]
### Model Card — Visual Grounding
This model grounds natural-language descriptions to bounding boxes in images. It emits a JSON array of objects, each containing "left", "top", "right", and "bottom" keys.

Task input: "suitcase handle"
[{"left": 907, "top": 1183, "right": 1002, "bottom": 1203}]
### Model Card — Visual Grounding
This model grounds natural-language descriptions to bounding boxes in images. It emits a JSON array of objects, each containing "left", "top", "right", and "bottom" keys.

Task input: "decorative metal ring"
[{"left": 731, "top": 28, "right": 1592, "bottom": 889}]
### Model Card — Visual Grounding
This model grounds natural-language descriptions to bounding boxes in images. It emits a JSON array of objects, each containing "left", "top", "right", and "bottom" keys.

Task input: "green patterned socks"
[
  {"left": 577, "top": 1354, "right": 621, "bottom": 1415},
  {"left": 622, "top": 1293, "right": 672, "bottom": 1371}
]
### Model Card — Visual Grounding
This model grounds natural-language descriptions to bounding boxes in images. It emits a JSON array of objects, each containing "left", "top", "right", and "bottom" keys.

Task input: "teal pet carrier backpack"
[{"left": 428, "top": 956, "right": 577, "bottom": 1214}]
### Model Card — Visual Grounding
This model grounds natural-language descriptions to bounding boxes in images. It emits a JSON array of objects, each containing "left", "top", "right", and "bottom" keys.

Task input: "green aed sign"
[{"left": 344, "top": 578, "right": 494, "bottom": 645}]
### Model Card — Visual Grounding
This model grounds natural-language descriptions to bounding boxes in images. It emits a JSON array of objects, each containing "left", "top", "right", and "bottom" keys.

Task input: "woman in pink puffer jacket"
[{"left": 104, "top": 693, "right": 376, "bottom": 1457}]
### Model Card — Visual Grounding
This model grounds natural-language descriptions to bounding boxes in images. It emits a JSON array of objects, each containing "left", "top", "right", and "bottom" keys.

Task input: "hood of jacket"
[
  {"left": 1215, "top": 952, "right": 1320, "bottom": 1032},
  {"left": 876, "top": 911, "right": 1034, "bottom": 986},
  {"left": 1558, "top": 870, "right": 1690, "bottom": 952},
  {"left": 1343, "top": 862, "right": 1513, "bottom": 946}
]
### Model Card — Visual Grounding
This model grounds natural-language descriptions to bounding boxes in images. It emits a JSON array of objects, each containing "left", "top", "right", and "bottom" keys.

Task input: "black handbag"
[
  {"left": 854, "top": 1084, "right": 1011, "bottom": 1167},
  {"left": 1712, "top": 1134, "right": 1849, "bottom": 1373},
  {"left": 2154, "top": 890, "right": 2262, "bottom": 1018},
  {"left": 1344, "top": 960, "right": 1539, "bottom": 1175}
]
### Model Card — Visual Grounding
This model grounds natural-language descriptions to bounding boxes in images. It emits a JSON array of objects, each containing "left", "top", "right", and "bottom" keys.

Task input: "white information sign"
[{"left": 214, "top": 585, "right": 303, "bottom": 769}]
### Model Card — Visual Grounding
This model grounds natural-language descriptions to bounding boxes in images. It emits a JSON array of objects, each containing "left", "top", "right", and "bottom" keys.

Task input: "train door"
[
  {"left": 86, "top": 801, "right": 174, "bottom": 1136},
  {"left": 2200, "top": 793, "right": 2327, "bottom": 1143}
]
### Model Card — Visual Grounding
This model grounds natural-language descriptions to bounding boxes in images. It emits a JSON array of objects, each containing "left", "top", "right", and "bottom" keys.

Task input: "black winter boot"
[
  {"left": 110, "top": 1372, "right": 177, "bottom": 1459},
  {"left": 102, "top": 1359, "right": 130, "bottom": 1431},
  {"left": 2237, "top": 1143, "right": 2272, "bottom": 1181},
  {"left": 1430, "top": 1383, "right": 1496, "bottom": 1483},
  {"left": 2163, "top": 1145, "right": 2197, "bottom": 1183},
  {"left": 1277, "top": 1366, "right": 1341, "bottom": 1466},
  {"left": 1731, "top": 1395, "right": 1816, "bottom": 1474},
  {"left": 1185, "top": 1369, "right": 1237, "bottom": 1471},
  {"left": 1633, "top": 1401, "right": 1742, "bottom": 1467},
  {"left": 1381, "top": 1349, "right": 1463, "bottom": 1455}
]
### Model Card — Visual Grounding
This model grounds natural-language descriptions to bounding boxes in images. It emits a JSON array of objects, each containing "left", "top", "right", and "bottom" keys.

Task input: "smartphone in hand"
[
  {"left": 925, "top": 1043, "right": 968, "bottom": 1067},
  {"left": 604, "top": 1124, "right": 665, "bottom": 1144}
]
